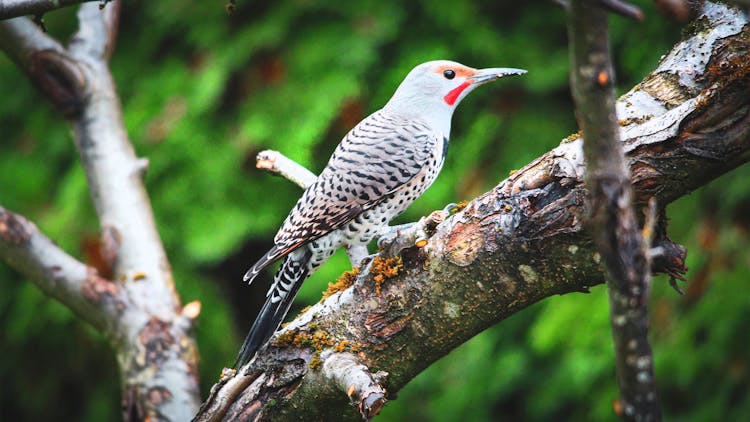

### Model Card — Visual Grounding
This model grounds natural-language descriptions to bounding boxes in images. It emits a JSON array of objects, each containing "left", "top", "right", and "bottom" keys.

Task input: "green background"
[{"left": 2, "top": 1, "right": 749, "bottom": 420}]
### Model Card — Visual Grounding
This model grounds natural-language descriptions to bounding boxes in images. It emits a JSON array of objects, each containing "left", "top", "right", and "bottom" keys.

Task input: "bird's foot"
[
  {"left": 376, "top": 223, "right": 418, "bottom": 258},
  {"left": 376, "top": 203, "right": 456, "bottom": 257},
  {"left": 346, "top": 244, "right": 372, "bottom": 268}
]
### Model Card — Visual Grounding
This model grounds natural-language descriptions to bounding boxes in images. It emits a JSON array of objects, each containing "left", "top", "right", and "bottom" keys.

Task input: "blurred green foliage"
[{"left": 1, "top": 1, "right": 749, "bottom": 420}]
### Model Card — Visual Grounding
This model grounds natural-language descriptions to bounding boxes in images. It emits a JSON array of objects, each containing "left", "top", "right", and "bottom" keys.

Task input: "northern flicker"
[{"left": 235, "top": 60, "right": 525, "bottom": 367}]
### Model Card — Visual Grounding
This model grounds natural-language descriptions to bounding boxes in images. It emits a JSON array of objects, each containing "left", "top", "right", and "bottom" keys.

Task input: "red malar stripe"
[{"left": 443, "top": 81, "right": 472, "bottom": 106}]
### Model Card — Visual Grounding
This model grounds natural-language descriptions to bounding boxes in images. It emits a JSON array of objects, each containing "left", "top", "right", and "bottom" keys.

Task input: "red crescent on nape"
[{"left": 443, "top": 81, "right": 472, "bottom": 106}]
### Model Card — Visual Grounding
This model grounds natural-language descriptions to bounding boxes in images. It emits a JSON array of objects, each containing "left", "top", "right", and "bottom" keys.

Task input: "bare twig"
[
  {"left": 0, "top": 0, "right": 97, "bottom": 20},
  {"left": 600, "top": 0, "right": 644, "bottom": 21},
  {"left": 256, "top": 149, "right": 318, "bottom": 189},
  {"left": 568, "top": 0, "right": 660, "bottom": 420}
]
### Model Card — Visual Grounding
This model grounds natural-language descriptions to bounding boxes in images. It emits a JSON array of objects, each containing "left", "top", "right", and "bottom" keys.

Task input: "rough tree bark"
[
  {"left": 195, "top": 3, "right": 748, "bottom": 420},
  {"left": 0, "top": 3, "right": 201, "bottom": 420}
]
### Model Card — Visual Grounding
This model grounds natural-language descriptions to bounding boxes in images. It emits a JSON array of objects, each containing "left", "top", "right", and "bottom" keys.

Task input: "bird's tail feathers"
[
  {"left": 234, "top": 250, "right": 311, "bottom": 368},
  {"left": 244, "top": 244, "right": 288, "bottom": 285}
]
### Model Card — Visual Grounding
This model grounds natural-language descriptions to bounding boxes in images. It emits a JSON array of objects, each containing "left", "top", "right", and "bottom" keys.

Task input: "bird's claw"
[
  {"left": 375, "top": 203, "right": 459, "bottom": 257},
  {"left": 377, "top": 228, "right": 413, "bottom": 257},
  {"left": 668, "top": 277, "right": 686, "bottom": 295},
  {"left": 356, "top": 253, "right": 378, "bottom": 269}
]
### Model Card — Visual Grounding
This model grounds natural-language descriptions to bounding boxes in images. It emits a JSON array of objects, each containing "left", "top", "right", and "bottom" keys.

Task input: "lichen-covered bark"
[{"left": 196, "top": 3, "right": 749, "bottom": 420}]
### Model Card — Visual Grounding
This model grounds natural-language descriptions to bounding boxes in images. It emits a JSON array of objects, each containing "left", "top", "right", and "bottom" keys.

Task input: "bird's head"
[{"left": 384, "top": 60, "right": 526, "bottom": 134}]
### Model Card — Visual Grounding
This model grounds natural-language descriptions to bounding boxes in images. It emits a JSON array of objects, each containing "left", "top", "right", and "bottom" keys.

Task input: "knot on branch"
[
  {"left": 81, "top": 268, "right": 125, "bottom": 313},
  {"left": 138, "top": 317, "right": 176, "bottom": 368},
  {"left": 28, "top": 49, "right": 86, "bottom": 119},
  {"left": 0, "top": 207, "right": 31, "bottom": 245}
]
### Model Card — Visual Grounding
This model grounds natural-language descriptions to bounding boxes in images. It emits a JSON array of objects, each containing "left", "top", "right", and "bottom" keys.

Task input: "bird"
[{"left": 235, "top": 60, "right": 526, "bottom": 368}]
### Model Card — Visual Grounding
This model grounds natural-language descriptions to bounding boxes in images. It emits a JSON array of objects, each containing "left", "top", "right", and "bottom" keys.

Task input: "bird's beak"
[{"left": 469, "top": 67, "right": 527, "bottom": 84}]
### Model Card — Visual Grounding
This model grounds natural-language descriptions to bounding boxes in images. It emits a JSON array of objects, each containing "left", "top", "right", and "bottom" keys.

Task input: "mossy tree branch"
[{"left": 196, "top": 3, "right": 748, "bottom": 420}]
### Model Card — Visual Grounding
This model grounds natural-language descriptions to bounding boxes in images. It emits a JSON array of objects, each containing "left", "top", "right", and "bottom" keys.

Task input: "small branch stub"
[
  {"left": 322, "top": 352, "right": 388, "bottom": 420},
  {"left": 256, "top": 149, "right": 317, "bottom": 189}
]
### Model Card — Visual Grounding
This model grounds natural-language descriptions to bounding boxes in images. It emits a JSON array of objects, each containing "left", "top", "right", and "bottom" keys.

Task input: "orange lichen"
[
  {"left": 311, "top": 330, "right": 334, "bottom": 349},
  {"left": 453, "top": 201, "right": 468, "bottom": 213},
  {"left": 308, "top": 353, "right": 322, "bottom": 370},
  {"left": 321, "top": 268, "right": 359, "bottom": 300},
  {"left": 332, "top": 339, "right": 366, "bottom": 354},
  {"left": 562, "top": 131, "right": 582, "bottom": 143},
  {"left": 275, "top": 327, "right": 334, "bottom": 352},
  {"left": 292, "top": 331, "right": 313, "bottom": 348},
  {"left": 619, "top": 115, "right": 653, "bottom": 126},
  {"left": 273, "top": 330, "right": 297, "bottom": 348},
  {"left": 370, "top": 256, "right": 403, "bottom": 296},
  {"left": 220, "top": 367, "right": 236, "bottom": 380},
  {"left": 334, "top": 340, "right": 351, "bottom": 353}
]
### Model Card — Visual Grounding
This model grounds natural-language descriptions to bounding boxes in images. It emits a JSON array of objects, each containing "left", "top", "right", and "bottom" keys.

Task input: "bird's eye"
[{"left": 443, "top": 69, "right": 456, "bottom": 80}]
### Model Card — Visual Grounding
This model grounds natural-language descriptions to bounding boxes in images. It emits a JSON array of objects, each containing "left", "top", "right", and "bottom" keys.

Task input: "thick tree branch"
[
  {"left": 197, "top": 2, "right": 748, "bottom": 420},
  {"left": 0, "top": 0, "right": 98, "bottom": 21},
  {"left": 0, "top": 3, "right": 200, "bottom": 420},
  {"left": 567, "top": 0, "right": 660, "bottom": 420},
  {"left": 0, "top": 206, "right": 129, "bottom": 331}
]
